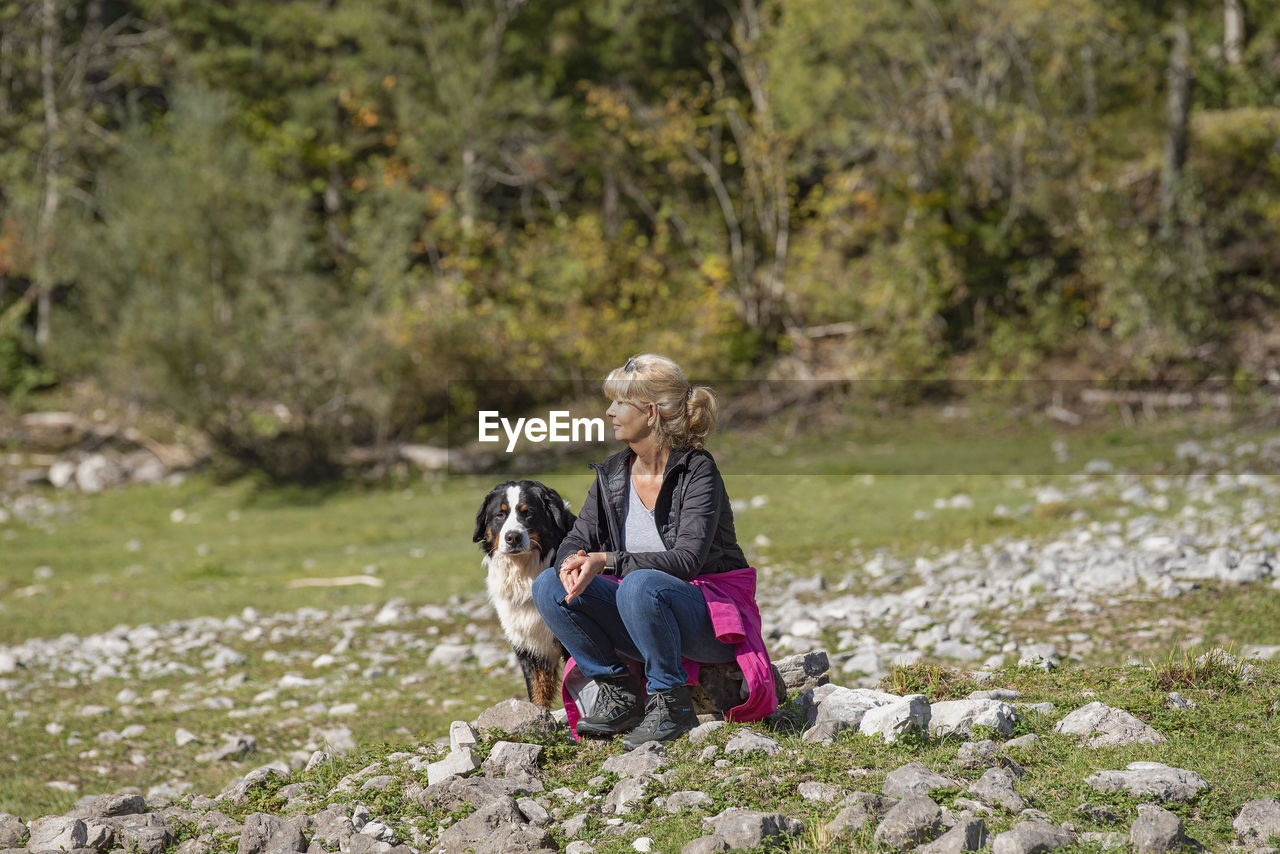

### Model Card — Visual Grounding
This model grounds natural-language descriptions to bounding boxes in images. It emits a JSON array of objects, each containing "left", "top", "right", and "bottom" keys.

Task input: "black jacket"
[{"left": 555, "top": 445, "right": 749, "bottom": 581}]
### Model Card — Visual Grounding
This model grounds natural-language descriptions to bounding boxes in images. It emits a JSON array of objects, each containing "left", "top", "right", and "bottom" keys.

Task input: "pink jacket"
[{"left": 560, "top": 567, "right": 777, "bottom": 739}]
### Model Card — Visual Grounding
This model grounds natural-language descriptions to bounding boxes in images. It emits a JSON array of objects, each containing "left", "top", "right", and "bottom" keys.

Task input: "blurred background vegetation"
[{"left": 1, "top": 0, "right": 1278, "bottom": 478}]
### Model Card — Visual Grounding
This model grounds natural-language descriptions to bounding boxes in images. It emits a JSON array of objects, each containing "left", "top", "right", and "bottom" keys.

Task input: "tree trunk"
[
  {"left": 1160, "top": 6, "right": 1192, "bottom": 238},
  {"left": 36, "top": 0, "right": 61, "bottom": 350},
  {"left": 1224, "top": 0, "right": 1244, "bottom": 67},
  {"left": 460, "top": 144, "right": 477, "bottom": 239},
  {"left": 602, "top": 164, "right": 620, "bottom": 239}
]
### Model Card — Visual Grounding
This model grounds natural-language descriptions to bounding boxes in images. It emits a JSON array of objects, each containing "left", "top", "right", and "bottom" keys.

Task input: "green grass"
[
  {"left": 15, "top": 657, "right": 1267, "bottom": 852},
  {"left": 1, "top": 401, "right": 1278, "bottom": 836},
  {"left": 4, "top": 402, "right": 1272, "bottom": 643}
]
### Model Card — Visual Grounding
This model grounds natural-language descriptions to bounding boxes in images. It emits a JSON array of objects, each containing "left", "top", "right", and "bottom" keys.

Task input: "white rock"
[
  {"left": 449, "top": 721, "right": 478, "bottom": 752},
  {"left": 28, "top": 816, "right": 87, "bottom": 850},
  {"left": 1053, "top": 702, "right": 1166, "bottom": 748},
  {"left": 929, "top": 699, "right": 1018, "bottom": 738},
  {"left": 859, "top": 694, "right": 930, "bottom": 743},
  {"left": 1085, "top": 762, "right": 1209, "bottom": 803},
  {"left": 427, "top": 746, "right": 480, "bottom": 786}
]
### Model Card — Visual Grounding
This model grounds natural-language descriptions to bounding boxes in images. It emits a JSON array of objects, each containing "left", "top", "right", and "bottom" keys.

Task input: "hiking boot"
[
  {"left": 575, "top": 675, "right": 643, "bottom": 737},
  {"left": 620, "top": 685, "right": 698, "bottom": 749}
]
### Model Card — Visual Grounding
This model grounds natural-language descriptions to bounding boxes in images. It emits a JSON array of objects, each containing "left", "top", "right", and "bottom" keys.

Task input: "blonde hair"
[{"left": 603, "top": 354, "right": 718, "bottom": 450}]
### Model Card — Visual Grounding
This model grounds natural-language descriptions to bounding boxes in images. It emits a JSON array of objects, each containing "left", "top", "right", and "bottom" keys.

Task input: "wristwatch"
[{"left": 604, "top": 552, "right": 617, "bottom": 573}]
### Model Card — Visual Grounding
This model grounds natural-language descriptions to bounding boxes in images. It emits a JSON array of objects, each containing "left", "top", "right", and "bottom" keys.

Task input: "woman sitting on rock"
[{"left": 533, "top": 353, "right": 776, "bottom": 748}]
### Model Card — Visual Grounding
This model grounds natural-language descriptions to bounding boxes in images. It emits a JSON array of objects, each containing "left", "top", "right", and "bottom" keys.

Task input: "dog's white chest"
[{"left": 485, "top": 552, "right": 560, "bottom": 663}]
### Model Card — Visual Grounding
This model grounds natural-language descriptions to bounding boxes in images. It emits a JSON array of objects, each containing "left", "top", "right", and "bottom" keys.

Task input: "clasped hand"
[{"left": 558, "top": 549, "right": 605, "bottom": 603}]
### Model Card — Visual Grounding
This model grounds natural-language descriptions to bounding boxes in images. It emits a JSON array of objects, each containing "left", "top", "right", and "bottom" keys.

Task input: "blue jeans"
[{"left": 532, "top": 567, "right": 736, "bottom": 693}]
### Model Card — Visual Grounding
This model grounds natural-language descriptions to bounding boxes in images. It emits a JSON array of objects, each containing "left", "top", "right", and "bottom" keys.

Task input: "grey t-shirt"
[{"left": 623, "top": 474, "right": 666, "bottom": 553}]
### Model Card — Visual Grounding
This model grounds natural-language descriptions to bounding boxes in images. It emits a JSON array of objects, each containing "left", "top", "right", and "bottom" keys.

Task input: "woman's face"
[{"left": 607, "top": 398, "right": 653, "bottom": 445}]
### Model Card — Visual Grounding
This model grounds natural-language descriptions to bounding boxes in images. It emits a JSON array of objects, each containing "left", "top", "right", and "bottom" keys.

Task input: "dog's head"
[{"left": 473, "top": 480, "right": 575, "bottom": 559}]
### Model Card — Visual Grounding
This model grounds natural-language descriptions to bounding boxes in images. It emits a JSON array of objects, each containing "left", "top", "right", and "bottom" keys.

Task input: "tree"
[
  {"left": 1160, "top": 5, "right": 1193, "bottom": 237},
  {"left": 1224, "top": 0, "right": 1245, "bottom": 67}
]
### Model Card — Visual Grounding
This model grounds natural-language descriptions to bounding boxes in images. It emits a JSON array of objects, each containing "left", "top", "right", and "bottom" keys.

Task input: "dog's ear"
[
  {"left": 472, "top": 492, "right": 493, "bottom": 544},
  {"left": 546, "top": 489, "right": 575, "bottom": 537}
]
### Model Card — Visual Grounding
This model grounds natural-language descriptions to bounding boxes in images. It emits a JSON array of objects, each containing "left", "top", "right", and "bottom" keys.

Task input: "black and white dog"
[{"left": 473, "top": 480, "right": 575, "bottom": 708}]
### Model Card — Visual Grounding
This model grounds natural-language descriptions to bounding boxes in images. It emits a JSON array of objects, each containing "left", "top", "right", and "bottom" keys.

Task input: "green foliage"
[
  {"left": 2, "top": 0, "right": 1280, "bottom": 476},
  {"left": 0, "top": 332, "right": 57, "bottom": 402},
  {"left": 882, "top": 663, "right": 982, "bottom": 702},
  {"left": 56, "top": 89, "right": 378, "bottom": 478},
  {"left": 1149, "top": 643, "right": 1254, "bottom": 692}
]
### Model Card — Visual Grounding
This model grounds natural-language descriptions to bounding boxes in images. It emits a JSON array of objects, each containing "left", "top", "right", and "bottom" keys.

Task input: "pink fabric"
[{"left": 561, "top": 567, "right": 776, "bottom": 739}]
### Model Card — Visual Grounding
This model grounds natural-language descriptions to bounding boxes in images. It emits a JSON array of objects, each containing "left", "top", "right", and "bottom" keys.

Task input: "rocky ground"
[
  {"left": 3, "top": 655, "right": 1279, "bottom": 853},
  {"left": 2, "top": 440, "right": 1279, "bottom": 852}
]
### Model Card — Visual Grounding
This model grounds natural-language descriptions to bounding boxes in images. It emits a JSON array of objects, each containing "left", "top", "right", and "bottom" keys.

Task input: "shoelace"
[
  {"left": 593, "top": 680, "right": 634, "bottom": 718},
  {"left": 638, "top": 692, "right": 673, "bottom": 726}
]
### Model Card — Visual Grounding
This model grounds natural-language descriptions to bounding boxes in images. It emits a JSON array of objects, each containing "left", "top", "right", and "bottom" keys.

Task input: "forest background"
[{"left": 1, "top": 0, "right": 1278, "bottom": 479}]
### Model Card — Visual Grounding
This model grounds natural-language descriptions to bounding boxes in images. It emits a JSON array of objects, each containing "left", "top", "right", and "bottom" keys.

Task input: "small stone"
[
  {"left": 449, "top": 721, "right": 478, "bottom": 752},
  {"left": 872, "top": 795, "right": 944, "bottom": 849},
  {"left": 1018, "top": 647, "right": 1059, "bottom": 676},
  {"left": 680, "top": 835, "right": 730, "bottom": 854},
  {"left": 712, "top": 810, "right": 805, "bottom": 849},
  {"left": 929, "top": 699, "right": 1018, "bottom": 738},
  {"left": 802, "top": 718, "right": 850, "bottom": 745},
  {"left": 1076, "top": 803, "right": 1122, "bottom": 825},
  {"left": 237, "top": 813, "right": 306, "bottom": 854},
  {"left": 666, "top": 791, "right": 714, "bottom": 813},
  {"left": 688, "top": 721, "right": 726, "bottom": 746},
  {"left": 28, "top": 817, "right": 87, "bottom": 851},
  {"left": 991, "top": 819, "right": 1074, "bottom": 854},
  {"left": 426, "top": 746, "right": 481, "bottom": 787},
  {"left": 1234, "top": 798, "right": 1280, "bottom": 848},
  {"left": 797, "top": 781, "right": 843, "bottom": 803},
  {"left": 515, "top": 797, "right": 550, "bottom": 826},
  {"left": 438, "top": 796, "right": 552, "bottom": 853},
  {"left": 360, "top": 775, "right": 396, "bottom": 793},
  {"left": 918, "top": 818, "right": 989, "bottom": 853},
  {"left": 605, "top": 777, "right": 649, "bottom": 815},
  {"left": 1053, "top": 702, "right": 1166, "bottom": 748},
  {"left": 116, "top": 815, "right": 176, "bottom": 854},
  {"left": 0, "top": 813, "right": 28, "bottom": 848},
  {"left": 860, "top": 694, "right": 931, "bottom": 743},
  {"left": 1130, "top": 804, "right": 1192, "bottom": 853},
  {"left": 956, "top": 740, "right": 1001, "bottom": 770},
  {"left": 475, "top": 699, "right": 556, "bottom": 740},
  {"left": 968, "top": 689, "right": 1020, "bottom": 701},
  {"left": 562, "top": 813, "right": 591, "bottom": 838},
  {"left": 825, "top": 792, "right": 897, "bottom": 836},
  {"left": 602, "top": 741, "right": 668, "bottom": 778},
  {"left": 1078, "top": 831, "right": 1126, "bottom": 850},
  {"left": 724, "top": 731, "right": 783, "bottom": 757},
  {"left": 970, "top": 767, "right": 1025, "bottom": 812},
  {"left": 1085, "top": 762, "right": 1210, "bottom": 803},
  {"left": 69, "top": 793, "right": 147, "bottom": 818},
  {"left": 1003, "top": 734, "right": 1043, "bottom": 752},
  {"left": 774, "top": 651, "right": 830, "bottom": 695},
  {"left": 883, "top": 763, "right": 957, "bottom": 799},
  {"left": 218, "top": 764, "right": 288, "bottom": 806},
  {"left": 481, "top": 741, "right": 542, "bottom": 780}
]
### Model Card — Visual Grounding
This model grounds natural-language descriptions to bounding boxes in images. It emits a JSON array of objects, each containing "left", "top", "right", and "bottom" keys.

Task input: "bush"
[{"left": 56, "top": 90, "right": 375, "bottom": 479}]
